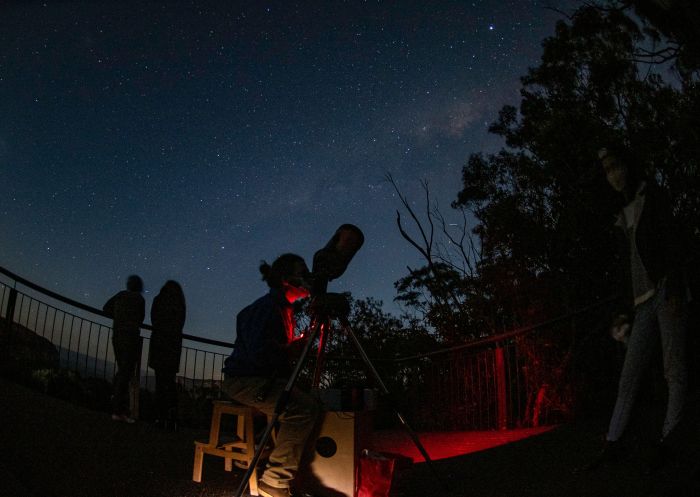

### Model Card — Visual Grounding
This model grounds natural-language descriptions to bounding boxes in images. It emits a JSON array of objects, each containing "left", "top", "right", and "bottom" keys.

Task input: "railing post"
[
  {"left": 3, "top": 287, "right": 18, "bottom": 331},
  {"left": 130, "top": 335, "right": 143, "bottom": 420},
  {"left": 495, "top": 345, "right": 508, "bottom": 430}
]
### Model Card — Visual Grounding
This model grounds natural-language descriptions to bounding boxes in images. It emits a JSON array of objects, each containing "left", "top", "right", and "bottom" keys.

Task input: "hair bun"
[{"left": 259, "top": 261, "right": 272, "bottom": 281}]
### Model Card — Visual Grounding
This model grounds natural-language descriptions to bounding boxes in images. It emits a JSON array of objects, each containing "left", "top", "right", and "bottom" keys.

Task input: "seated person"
[{"left": 222, "top": 253, "right": 320, "bottom": 497}]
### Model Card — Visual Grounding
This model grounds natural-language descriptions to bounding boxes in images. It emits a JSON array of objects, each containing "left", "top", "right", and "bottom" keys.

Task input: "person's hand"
[
  {"left": 287, "top": 333, "right": 310, "bottom": 358},
  {"left": 610, "top": 314, "right": 630, "bottom": 343},
  {"left": 666, "top": 294, "right": 681, "bottom": 316}
]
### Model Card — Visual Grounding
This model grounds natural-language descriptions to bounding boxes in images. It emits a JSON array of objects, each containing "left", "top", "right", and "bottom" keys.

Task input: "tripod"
[{"left": 233, "top": 294, "right": 440, "bottom": 497}]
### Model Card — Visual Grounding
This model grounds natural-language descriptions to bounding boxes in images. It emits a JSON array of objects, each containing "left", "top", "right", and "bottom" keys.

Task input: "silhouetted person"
[
  {"left": 148, "top": 280, "right": 186, "bottom": 430},
  {"left": 589, "top": 144, "right": 689, "bottom": 471},
  {"left": 222, "top": 254, "right": 320, "bottom": 497},
  {"left": 103, "top": 275, "right": 145, "bottom": 423}
]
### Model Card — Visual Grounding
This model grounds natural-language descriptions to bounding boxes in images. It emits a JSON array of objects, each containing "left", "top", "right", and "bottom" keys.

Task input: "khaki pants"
[{"left": 222, "top": 376, "right": 320, "bottom": 489}]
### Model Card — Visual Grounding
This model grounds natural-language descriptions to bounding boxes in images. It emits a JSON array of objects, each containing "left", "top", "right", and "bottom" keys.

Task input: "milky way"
[{"left": 0, "top": 1, "right": 573, "bottom": 341}]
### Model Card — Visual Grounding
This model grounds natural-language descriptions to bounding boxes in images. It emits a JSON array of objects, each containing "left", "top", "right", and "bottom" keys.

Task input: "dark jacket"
[
  {"left": 148, "top": 292, "right": 186, "bottom": 373},
  {"left": 615, "top": 181, "right": 685, "bottom": 310},
  {"left": 103, "top": 290, "right": 145, "bottom": 338},
  {"left": 222, "top": 289, "right": 294, "bottom": 378}
]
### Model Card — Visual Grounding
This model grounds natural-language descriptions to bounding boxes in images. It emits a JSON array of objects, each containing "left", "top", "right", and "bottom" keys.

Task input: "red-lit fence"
[
  {"left": 314, "top": 315, "right": 588, "bottom": 432},
  {"left": 0, "top": 266, "right": 612, "bottom": 430},
  {"left": 390, "top": 324, "right": 577, "bottom": 431}
]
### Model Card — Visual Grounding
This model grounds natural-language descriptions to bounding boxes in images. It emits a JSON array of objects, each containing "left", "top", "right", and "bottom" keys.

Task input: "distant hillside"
[{"left": 0, "top": 321, "right": 59, "bottom": 377}]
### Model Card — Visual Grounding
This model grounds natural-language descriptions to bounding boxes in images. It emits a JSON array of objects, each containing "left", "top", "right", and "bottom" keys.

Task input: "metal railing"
[
  {"left": 1, "top": 265, "right": 613, "bottom": 431},
  {"left": 389, "top": 325, "right": 571, "bottom": 431},
  {"left": 0, "top": 267, "right": 233, "bottom": 398},
  {"left": 384, "top": 299, "right": 615, "bottom": 431},
  {"left": 312, "top": 299, "right": 613, "bottom": 431}
]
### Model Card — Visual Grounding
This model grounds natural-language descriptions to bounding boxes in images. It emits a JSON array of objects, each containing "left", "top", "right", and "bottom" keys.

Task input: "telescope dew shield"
[{"left": 311, "top": 224, "right": 364, "bottom": 294}]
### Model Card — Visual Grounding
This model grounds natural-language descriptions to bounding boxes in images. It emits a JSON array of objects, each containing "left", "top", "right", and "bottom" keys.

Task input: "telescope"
[
  {"left": 309, "top": 223, "right": 365, "bottom": 295},
  {"left": 234, "top": 222, "right": 439, "bottom": 497}
]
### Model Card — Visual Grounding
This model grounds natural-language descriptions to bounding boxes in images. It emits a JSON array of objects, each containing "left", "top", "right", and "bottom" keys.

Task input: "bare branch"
[
  {"left": 395, "top": 210, "right": 430, "bottom": 260},
  {"left": 634, "top": 46, "right": 679, "bottom": 58},
  {"left": 543, "top": 5, "right": 573, "bottom": 20},
  {"left": 386, "top": 173, "right": 434, "bottom": 264},
  {"left": 630, "top": 53, "right": 679, "bottom": 65},
  {"left": 422, "top": 179, "right": 435, "bottom": 256},
  {"left": 581, "top": 0, "right": 632, "bottom": 13},
  {"left": 433, "top": 206, "right": 474, "bottom": 277}
]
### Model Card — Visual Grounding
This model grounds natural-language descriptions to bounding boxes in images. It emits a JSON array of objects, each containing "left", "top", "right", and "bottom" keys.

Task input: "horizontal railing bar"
[
  {"left": 1, "top": 266, "right": 114, "bottom": 322},
  {"left": 1, "top": 265, "right": 612, "bottom": 365},
  {"left": 392, "top": 296, "right": 618, "bottom": 362},
  {"left": 0, "top": 265, "right": 235, "bottom": 348}
]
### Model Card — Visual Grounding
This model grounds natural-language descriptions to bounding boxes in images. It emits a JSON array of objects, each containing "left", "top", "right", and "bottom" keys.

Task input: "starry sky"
[{"left": 1, "top": 1, "right": 573, "bottom": 343}]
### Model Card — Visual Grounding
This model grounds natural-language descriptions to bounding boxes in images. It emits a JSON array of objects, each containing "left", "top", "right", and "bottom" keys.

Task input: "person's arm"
[
  {"left": 138, "top": 295, "right": 146, "bottom": 324},
  {"left": 653, "top": 187, "right": 685, "bottom": 302},
  {"left": 177, "top": 301, "right": 186, "bottom": 332},
  {"left": 103, "top": 294, "right": 117, "bottom": 318},
  {"left": 260, "top": 307, "right": 307, "bottom": 369}
]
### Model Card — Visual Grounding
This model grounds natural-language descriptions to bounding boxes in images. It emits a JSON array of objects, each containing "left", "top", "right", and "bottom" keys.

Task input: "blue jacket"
[{"left": 223, "top": 289, "right": 293, "bottom": 377}]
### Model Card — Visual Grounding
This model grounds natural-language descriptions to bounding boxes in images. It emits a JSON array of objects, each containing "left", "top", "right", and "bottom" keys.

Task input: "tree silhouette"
[{"left": 394, "top": 1, "right": 700, "bottom": 342}]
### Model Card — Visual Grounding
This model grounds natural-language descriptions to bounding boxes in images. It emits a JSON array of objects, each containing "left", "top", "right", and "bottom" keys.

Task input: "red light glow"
[{"left": 367, "top": 427, "right": 555, "bottom": 462}]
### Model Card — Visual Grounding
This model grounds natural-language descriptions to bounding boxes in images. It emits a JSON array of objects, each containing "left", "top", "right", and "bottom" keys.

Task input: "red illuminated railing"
[{"left": 311, "top": 298, "right": 616, "bottom": 431}]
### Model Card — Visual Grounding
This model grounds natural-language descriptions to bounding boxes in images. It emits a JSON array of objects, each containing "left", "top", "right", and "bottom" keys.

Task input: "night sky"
[{"left": 1, "top": 1, "right": 572, "bottom": 343}]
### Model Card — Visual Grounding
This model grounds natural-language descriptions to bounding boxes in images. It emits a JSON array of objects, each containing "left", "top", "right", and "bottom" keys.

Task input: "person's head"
[
  {"left": 260, "top": 253, "right": 311, "bottom": 303},
  {"left": 126, "top": 275, "right": 143, "bottom": 293},
  {"left": 161, "top": 280, "right": 184, "bottom": 300},
  {"left": 599, "top": 144, "right": 632, "bottom": 193}
]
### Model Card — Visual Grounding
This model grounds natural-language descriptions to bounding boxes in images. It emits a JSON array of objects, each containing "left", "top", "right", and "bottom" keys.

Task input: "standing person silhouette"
[
  {"left": 590, "top": 144, "right": 689, "bottom": 471},
  {"left": 104, "top": 275, "right": 145, "bottom": 423},
  {"left": 148, "top": 280, "right": 186, "bottom": 431},
  {"left": 222, "top": 254, "right": 320, "bottom": 497}
]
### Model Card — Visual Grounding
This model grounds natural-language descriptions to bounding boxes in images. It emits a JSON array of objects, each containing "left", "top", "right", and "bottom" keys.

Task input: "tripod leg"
[
  {"left": 338, "top": 318, "right": 445, "bottom": 488},
  {"left": 312, "top": 319, "right": 329, "bottom": 388},
  {"left": 232, "top": 320, "right": 323, "bottom": 497}
]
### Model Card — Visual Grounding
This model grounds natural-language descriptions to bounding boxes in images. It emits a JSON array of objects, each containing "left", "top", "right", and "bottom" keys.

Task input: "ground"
[{"left": 1, "top": 378, "right": 699, "bottom": 497}]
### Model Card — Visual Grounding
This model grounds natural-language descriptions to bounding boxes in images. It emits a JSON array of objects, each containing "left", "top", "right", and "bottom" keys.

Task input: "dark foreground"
[{"left": 1, "top": 378, "right": 699, "bottom": 497}]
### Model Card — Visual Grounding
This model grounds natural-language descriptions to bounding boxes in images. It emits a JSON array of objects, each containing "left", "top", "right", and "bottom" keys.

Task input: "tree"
[
  {"left": 387, "top": 174, "right": 492, "bottom": 343},
  {"left": 451, "top": 2, "right": 700, "bottom": 327},
  {"left": 298, "top": 296, "right": 437, "bottom": 393},
  {"left": 388, "top": 1, "right": 699, "bottom": 345},
  {"left": 629, "top": 0, "right": 700, "bottom": 78}
]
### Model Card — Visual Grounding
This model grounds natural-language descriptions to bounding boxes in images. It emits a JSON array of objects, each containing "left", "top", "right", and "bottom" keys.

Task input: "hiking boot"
[{"left": 258, "top": 480, "right": 291, "bottom": 497}]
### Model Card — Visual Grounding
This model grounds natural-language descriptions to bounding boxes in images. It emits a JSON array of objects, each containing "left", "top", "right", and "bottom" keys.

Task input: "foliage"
[
  {"left": 303, "top": 296, "right": 436, "bottom": 385},
  {"left": 295, "top": 296, "right": 438, "bottom": 427},
  {"left": 387, "top": 175, "right": 493, "bottom": 343},
  {"left": 628, "top": 0, "right": 700, "bottom": 79},
  {"left": 394, "top": 1, "right": 700, "bottom": 344},
  {"left": 28, "top": 367, "right": 112, "bottom": 411},
  {"left": 329, "top": 297, "right": 437, "bottom": 362}
]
